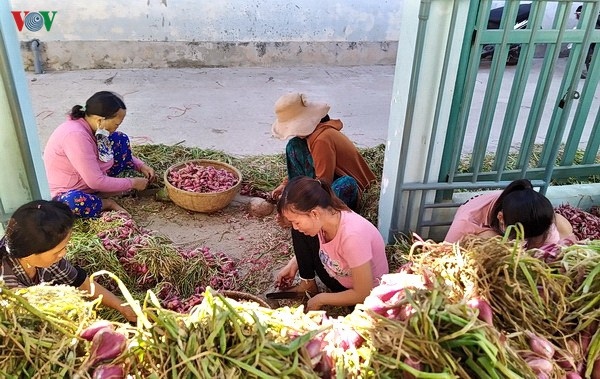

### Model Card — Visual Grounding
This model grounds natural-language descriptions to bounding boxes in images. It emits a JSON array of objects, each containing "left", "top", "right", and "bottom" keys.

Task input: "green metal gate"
[{"left": 385, "top": 0, "right": 600, "bottom": 240}]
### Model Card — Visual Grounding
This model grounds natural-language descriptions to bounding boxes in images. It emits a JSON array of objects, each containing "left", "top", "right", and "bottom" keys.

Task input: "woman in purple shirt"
[{"left": 43, "top": 91, "right": 155, "bottom": 218}]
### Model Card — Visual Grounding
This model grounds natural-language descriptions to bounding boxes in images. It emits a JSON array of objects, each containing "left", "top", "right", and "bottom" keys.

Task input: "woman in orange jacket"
[{"left": 270, "top": 92, "right": 377, "bottom": 296}]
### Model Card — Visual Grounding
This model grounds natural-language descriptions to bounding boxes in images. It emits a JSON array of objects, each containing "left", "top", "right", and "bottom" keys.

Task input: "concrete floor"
[
  {"left": 23, "top": 61, "right": 600, "bottom": 235},
  {"left": 27, "top": 66, "right": 395, "bottom": 157},
  {"left": 26, "top": 58, "right": 597, "bottom": 159}
]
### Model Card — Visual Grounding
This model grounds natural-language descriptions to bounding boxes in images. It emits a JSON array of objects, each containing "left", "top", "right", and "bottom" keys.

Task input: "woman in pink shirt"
[
  {"left": 274, "top": 176, "right": 389, "bottom": 311},
  {"left": 445, "top": 179, "right": 575, "bottom": 248},
  {"left": 44, "top": 91, "right": 155, "bottom": 217}
]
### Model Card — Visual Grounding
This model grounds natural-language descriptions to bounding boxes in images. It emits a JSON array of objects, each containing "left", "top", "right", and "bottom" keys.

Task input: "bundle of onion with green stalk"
[
  {"left": 464, "top": 233, "right": 600, "bottom": 378},
  {"left": 67, "top": 211, "right": 242, "bottom": 316},
  {"left": 401, "top": 225, "right": 600, "bottom": 378},
  {"left": 85, "top": 270, "right": 322, "bottom": 378},
  {"left": 342, "top": 273, "right": 535, "bottom": 378},
  {"left": 554, "top": 240, "right": 600, "bottom": 378},
  {"left": 4, "top": 232, "right": 600, "bottom": 378},
  {"left": 0, "top": 283, "right": 105, "bottom": 378}
]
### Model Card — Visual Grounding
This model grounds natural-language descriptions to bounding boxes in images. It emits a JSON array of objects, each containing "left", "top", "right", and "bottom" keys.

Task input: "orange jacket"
[{"left": 306, "top": 120, "right": 376, "bottom": 192}]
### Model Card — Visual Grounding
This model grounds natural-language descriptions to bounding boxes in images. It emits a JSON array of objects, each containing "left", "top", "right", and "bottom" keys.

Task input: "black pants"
[{"left": 292, "top": 228, "right": 347, "bottom": 292}]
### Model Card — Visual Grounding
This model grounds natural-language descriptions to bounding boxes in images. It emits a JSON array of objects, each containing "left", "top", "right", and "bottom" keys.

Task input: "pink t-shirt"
[
  {"left": 44, "top": 118, "right": 142, "bottom": 197},
  {"left": 444, "top": 192, "right": 560, "bottom": 244},
  {"left": 318, "top": 210, "right": 389, "bottom": 289}
]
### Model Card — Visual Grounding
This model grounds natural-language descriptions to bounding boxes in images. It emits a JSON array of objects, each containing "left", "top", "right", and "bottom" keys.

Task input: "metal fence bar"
[
  {"left": 579, "top": 1, "right": 600, "bottom": 165},
  {"left": 404, "top": 189, "right": 417, "bottom": 236},
  {"left": 538, "top": 4, "right": 585, "bottom": 167},
  {"left": 454, "top": 164, "right": 600, "bottom": 181},
  {"left": 517, "top": 5, "right": 570, "bottom": 183},
  {"left": 394, "top": 0, "right": 600, "bottom": 237},
  {"left": 540, "top": 4, "right": 595, "bottom": 194},
  {"left": 582, "top": 103, "right": 600, "bottom": 164},
  {"left": 401, "top": 179, "right": 547, "bottom": 191},
  {"left": 561, "top": 76, "right": 600, "bottom": 164},
  {"left": 494, "top": 2, "right": 547, "bottom": 180},
  {"left": 443, "top": 0, "right": 492, "bottom": 185},
  {"left": 470, "top": 2, "right": 522, "bottom": 182},
  {"left": 0, "top": 198, "right": 6, "bottom": 227},
  {"left": 561, "top": 2, "right": 600, "bottom": 165}
]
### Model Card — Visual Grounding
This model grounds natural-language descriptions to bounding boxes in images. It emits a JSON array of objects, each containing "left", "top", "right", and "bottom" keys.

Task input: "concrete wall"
[{"left": 9, "top": 0, "right": 402, "bottom": 70}]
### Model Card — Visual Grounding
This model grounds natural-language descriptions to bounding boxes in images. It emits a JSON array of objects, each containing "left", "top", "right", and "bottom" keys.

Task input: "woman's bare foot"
[{"left": 101, "top": 198, "right": 128, "bottom": 214}]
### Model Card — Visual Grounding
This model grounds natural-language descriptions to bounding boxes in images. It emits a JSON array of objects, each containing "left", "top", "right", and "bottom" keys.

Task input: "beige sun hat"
[{"left": 271, "top": 92, "right": 330, "bottom": 140}]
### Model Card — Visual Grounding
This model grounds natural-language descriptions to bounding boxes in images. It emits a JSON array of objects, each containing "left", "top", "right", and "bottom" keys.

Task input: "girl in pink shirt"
[
  {"left": 274, "top": 176, "right": 389, "bottom": 311},
  {"left": 44, "top": 91, "right": 155, "bottom": 218},
  {"left": 444, "top": 179, "right": 575, "bottom": 248}
]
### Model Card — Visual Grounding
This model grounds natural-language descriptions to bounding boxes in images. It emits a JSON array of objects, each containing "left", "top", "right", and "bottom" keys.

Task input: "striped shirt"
[{"left": 0, "top": 245, "right": 87, "bottom": 289}]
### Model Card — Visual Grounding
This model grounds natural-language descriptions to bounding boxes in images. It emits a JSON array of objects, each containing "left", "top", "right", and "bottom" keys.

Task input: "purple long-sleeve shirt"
[{"left": 43, "top": 118, "right": 143, "bottom": 197}]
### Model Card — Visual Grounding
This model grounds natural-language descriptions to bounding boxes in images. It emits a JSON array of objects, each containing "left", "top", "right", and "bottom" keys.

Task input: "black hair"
[
  {"left": 320, "top": 114, "right": 331, "bottom": 123},
  {"left": 69, "top": 91, "right": 126, "bottom": 120},
  {"left": 277, "top": 176, "right": 350, "bottom": 216},
  {"left": 489, "top": 179, "right": 554, "bottom": 239},
  {"left": 2, "top": 200, "right": 74, "bottom": 258}
]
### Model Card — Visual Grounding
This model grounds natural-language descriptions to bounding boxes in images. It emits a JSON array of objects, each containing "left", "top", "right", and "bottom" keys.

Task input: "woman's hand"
[
  {"left": 131, "top": 177, "right": 149, "bottom": 191},
  {"left": 119, "top": 304, "right": 138, "bottom": 323},
  {"left": 79, "top": 278, "right": 138, "bottom": 323},
  {"left": 139, "top": 164, "right": 156, "bottom": 183},
  {"left": 271, "top": 182, "right": 286, "bottom": 202},
  {"left": 275, "top": 257, "right": 298, "bottom": 288},
  {"left": 306, "top": 294, "right": 324, "bottom": 311}
]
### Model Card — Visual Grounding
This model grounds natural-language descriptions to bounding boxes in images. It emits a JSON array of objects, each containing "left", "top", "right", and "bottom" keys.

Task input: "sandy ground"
[{"left": 117, "top": 190, "right": 294, "bottom": 303}]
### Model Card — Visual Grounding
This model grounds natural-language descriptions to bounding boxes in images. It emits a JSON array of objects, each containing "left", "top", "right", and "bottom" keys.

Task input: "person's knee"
[{"left": 332, "top": 176, "right": 360, "bottom": 209}]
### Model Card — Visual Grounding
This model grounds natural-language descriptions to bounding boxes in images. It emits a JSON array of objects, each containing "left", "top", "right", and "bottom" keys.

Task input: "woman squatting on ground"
[
  {"left": 269, "top": 93, "right": 380, "bottom": 305},
  {"left": 274, "top": 176, "right": 389, "bottom": 311},
  {"left": 0, "top": 200, "right": 137, "bottom": 322},
  {"left": 445, "top": 179, "right": 576, "bottom": 249},
  {"left": 43, "top": 91, "right": 155, "bottom": 218}
]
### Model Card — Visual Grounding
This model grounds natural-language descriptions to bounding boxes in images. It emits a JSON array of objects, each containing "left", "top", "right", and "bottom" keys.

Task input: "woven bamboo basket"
[
  {"left": 164, "top": 159, "right": 242, "bottom": 213},
  {"left": 219, "top": 290, "right": 271, "bottom": 308}
]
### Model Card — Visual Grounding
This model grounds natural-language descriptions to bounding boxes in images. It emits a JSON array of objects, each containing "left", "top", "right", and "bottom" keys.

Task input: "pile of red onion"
[{"left": 167, "top": 162, "right": 238, "bottom": 193}]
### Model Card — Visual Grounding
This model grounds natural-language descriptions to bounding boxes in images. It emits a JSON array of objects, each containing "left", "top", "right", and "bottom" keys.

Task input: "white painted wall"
[{"left": 9, "top": 0, "right": 402, "bottom": 42}]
